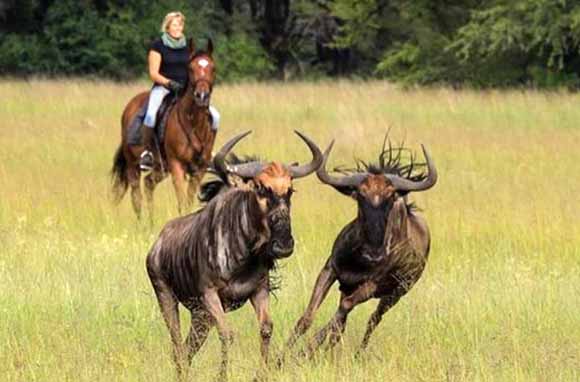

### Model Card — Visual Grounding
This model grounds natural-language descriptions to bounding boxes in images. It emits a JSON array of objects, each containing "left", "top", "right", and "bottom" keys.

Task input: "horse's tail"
[{"left": 110, "top": 144, "right": 128, "bottom": 204}]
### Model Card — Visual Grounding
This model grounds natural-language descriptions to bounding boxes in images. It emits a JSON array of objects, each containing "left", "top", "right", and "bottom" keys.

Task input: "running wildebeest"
[
  {"left": 283, "top": 138, "right": 437, "bottom": 358},
  {"left": 146, "top": 131, "right": 323, "bottom": 380},
  {"left": 111, "top": 38, "right": 217, "bottom": 220}
]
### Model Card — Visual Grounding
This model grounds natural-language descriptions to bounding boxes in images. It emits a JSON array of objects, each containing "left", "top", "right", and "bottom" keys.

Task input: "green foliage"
[
  {"left": 214, "top": 34, "right": 275, "bottom": 82},
  {"left": 3, "top": 0, "right": 580, "bottom": 86},
  {"left": 450, "top": 0, "right": 580, "bottom": 87},
  {"left": 0, "top": 34, "right": 54, "bottom": 75}
]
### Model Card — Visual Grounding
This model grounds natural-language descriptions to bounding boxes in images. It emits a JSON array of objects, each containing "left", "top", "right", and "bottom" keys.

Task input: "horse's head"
[{"left": 187, "top": 38, "right": 216, "bottom": 107}]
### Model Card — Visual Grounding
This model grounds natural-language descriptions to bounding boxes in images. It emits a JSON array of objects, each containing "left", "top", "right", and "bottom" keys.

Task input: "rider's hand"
[{"left": 166, "top": 80, "right": 184, "bottom": 93}]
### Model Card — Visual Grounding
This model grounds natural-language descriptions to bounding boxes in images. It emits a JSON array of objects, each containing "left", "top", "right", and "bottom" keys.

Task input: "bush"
[
  {"left": 0, "top": 32, "right": 64, "bottom": 75},
  {"left": 214, "top": 35, "right": 275, "bottom": 82}
]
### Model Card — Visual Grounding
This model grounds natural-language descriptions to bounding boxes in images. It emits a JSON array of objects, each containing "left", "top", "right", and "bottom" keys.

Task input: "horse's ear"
[
  {"left": 206, "top": 38, "right": 214, "bottom": 57},
  {"left": 188, "top": 37, "right": 195, "bottom": 59}
]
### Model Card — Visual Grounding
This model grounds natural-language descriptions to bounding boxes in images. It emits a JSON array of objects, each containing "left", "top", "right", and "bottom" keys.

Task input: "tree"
[{"left": 450, "top": 0, "right": 580, "bottom": 87}]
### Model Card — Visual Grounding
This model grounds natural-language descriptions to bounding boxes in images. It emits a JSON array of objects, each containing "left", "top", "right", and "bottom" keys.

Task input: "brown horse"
[{"left": 111, "top": 38, "right": 217, "bottom": 221}]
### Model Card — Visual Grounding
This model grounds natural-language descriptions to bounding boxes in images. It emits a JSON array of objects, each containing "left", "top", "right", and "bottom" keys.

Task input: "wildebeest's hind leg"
[
  {"left": 308, "top": 281, "right": 377, "bottom": 356},
  {"left": 202, "top": 288, "right": 233, "bottom": 381},
  {"left": 127, "top": 166, "right": 142, "bottom": 220},
  {"left": 150, "top": 277, "right": 186, "bottom": 378},
  {"left": 185, "top": 307, "right": 213, "bottom": 365},
  {"left": 356, "top": 284, "right": 408, "bottom": 355}
]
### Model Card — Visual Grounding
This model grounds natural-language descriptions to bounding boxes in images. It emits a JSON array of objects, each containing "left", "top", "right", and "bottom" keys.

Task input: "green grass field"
[{"left": 0, "top": 80, "right": 579, "bottom": 381}]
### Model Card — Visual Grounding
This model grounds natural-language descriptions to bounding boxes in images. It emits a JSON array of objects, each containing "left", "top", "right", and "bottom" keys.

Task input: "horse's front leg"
[
  {"left": 127, "top": 166, "right": 142, "bottom": 220},
  {"left": 144, "top": 170, "right": 166, "bottom": 226},
  {"left": 168, "top": 160, "right": 188, "bottom": 215},
  {"left": 186, "top": 168, "right": 205, "bottom": 210}
]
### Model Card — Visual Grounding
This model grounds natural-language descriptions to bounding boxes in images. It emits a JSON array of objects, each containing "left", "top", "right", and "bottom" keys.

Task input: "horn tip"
[
  {"left": 324, "top": 140, "right": 335, "bottom": 156},
  {"left": 293, "top": 130, "right": 306, "bottom": 139}
]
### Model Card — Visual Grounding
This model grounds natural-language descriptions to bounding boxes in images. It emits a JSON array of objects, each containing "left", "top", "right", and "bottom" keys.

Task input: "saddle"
[{"left": 127, "top": 93, "right": 178, "bottom": 146}]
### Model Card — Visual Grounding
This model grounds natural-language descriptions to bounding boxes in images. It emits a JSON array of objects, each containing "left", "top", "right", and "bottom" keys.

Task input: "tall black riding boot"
[{"left": 140, "top": 126, "right": 155, "bottom": 171}]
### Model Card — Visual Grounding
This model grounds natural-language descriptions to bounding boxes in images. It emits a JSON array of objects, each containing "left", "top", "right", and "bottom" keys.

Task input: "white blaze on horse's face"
[{"left": 191, "top": 55, "right": 215, "bottom": 106}]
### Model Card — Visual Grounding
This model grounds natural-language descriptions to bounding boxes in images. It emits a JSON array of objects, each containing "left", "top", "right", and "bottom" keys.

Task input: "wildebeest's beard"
[
  {"left": 263, "top": 192, "right": 295, "bottom": 259},
  {"left": 358, "top": 197, "right": 393, "bottom": 263}
]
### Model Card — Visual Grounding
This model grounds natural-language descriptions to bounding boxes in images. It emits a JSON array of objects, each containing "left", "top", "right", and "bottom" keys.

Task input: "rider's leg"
[
  {"left": 209, "top": 105, "right": 220, "bottom": 131},
  {"left": 141, "top": 85, "right": 170, "bottom": 170}
]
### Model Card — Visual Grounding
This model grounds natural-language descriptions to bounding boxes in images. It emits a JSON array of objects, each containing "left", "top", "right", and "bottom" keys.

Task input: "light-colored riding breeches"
[
  {"left": 144, "top": 85, "right": 170, "bottom": 128},
  {"left": 144, "top": 85, "right": 220, "bottom": 130}
]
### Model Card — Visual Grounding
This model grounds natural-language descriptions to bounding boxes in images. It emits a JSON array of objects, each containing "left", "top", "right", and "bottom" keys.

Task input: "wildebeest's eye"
[{"left": 258, "top": 186, "right": 275, "bottom": 200}]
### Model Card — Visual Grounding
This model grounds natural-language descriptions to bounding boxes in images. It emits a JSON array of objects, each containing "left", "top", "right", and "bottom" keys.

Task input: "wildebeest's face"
[
  {"left": 355, "top": 174, "right": 397, "bottom": 263},
  {"left": 254, "top": 162, "right": 295, "bottom": 259},
  {"left": 211, "top": 130, "right": 323, "bottom": 258},
  {"left": 317, "top": 140, "right": 438, "bottom": 265}
]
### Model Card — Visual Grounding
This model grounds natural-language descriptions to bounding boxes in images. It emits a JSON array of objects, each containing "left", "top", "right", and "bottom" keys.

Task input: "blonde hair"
[{"left": 160, "top": 11, "right": 185, "bottom": 33}]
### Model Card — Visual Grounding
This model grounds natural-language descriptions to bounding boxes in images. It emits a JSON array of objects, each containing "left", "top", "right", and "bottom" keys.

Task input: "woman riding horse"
[
  {"left": 112, "top": 11, "right": 220, "bottom": 220},
  {"left": 140, "top": 11, "right": 220, "bottom": 170}
]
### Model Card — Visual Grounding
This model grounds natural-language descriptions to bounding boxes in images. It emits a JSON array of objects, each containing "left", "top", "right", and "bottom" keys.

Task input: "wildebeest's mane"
[
  {"left": 197, "top": 153, "right": 283, "bottom": 293},
  {"left": 198, "top": 154, "right": 263, "bottom": 203},
  {"left": 335, "top": 135, "right": 427, "bottom": 182},
  {"left": 334, "top": 134, "right": 427, "bottom": 209}
]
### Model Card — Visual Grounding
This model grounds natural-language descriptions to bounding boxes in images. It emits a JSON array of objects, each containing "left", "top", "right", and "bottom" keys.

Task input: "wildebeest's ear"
[
  {"left": 188, "top": 37, "right": 195, "bottom": 59},
  {"left": 206, "top": 38, "right": 214, "bottom": 57}
]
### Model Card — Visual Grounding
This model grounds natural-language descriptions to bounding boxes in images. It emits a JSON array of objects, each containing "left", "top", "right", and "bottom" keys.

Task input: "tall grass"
[{"left": 0, "top": 79, "right": 579, "bottom": 381}]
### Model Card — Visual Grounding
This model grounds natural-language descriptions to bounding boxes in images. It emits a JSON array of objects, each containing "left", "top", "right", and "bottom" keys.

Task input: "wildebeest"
[
  {"left": 283, "top": 138, "right": 437, "bottom": 358},
  {"left": 111, "top": 38, "right": 217, "bottom": 221},
  {"left": 146, "top": 131, "right": 323, "bottom": 380}
]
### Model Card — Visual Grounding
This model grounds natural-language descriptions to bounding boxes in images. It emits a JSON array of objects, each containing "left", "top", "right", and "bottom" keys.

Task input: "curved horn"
[
  {"left": 316, "top": 140, "right": 367, "bottom": 188},
  {"left": 385, "top": 145, "right": 438, "bottom": 192},
  {"left": 213, "top": 131, "right": 266, "bottom": 178},
  {"left": 288, "top": 131, "right": 324, "bottom": 179},
  {"left": 228, "top": 161, "right": 266, "bottom": 178},
  {"left": 213, "top": 131, "right": 252, "bottom": 176}
]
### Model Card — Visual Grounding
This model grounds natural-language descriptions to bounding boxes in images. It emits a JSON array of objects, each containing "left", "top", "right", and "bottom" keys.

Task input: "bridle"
[{"left": 190, "top": 77, "right": 214, "bottom": 94}]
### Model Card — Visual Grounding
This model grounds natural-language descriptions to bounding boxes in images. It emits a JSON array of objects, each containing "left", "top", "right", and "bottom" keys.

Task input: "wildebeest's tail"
[{"left": 111, "top": 144, "right": 128, "bottom": 204}]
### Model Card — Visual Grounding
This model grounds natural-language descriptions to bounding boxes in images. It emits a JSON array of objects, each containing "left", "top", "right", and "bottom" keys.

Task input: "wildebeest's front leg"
[
  {"left": 150, "top": 278, "right": 186, "bottom": 377},
  {"left": 185, "top": 307, "right": 213, "bottom": 365},
  {"left": 308, "top": 281, "right": 377, "bottom": 355},
  {"left": 285, "top": 264, "right": 337, "bottom": 351},
  {"left": 203, "top": 288, "right": 233, "bottom": 381},
  {"left": 250, "top": 284, "right": 274, "bottom": 365}
]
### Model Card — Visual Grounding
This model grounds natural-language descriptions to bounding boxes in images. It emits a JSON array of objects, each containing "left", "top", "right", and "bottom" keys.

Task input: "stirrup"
[{"left": 140, "top": 150, "right": 154, "bottom": 171}]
